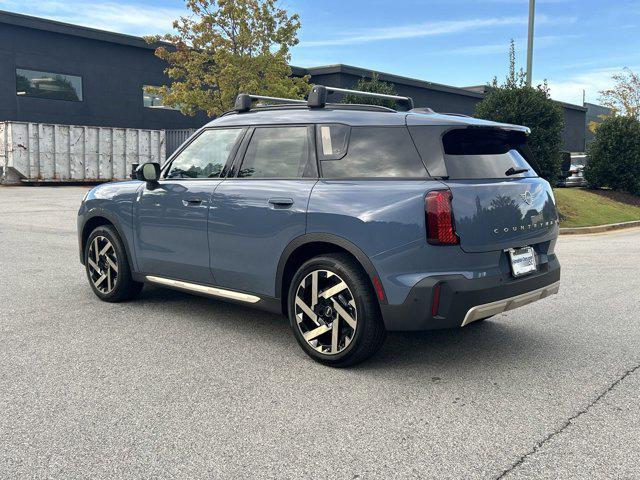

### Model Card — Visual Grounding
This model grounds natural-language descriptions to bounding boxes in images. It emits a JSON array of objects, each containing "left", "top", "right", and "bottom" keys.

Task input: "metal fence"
[{"left": 165, "top": 128, "right": 197, "bottom": 159}]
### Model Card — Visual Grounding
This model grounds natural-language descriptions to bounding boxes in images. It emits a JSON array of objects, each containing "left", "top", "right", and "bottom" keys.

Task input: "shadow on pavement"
[{"left": 137, "top": 284, "right": 560, "bottom": 376}]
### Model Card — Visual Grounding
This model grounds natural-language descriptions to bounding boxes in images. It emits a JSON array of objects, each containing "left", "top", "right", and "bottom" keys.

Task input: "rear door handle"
[
  {"left": 183, "top": 198, "right": 203, "bottom": 206},
  {"left": 268, "top": 197, "right": 294, "bottom": 207}
]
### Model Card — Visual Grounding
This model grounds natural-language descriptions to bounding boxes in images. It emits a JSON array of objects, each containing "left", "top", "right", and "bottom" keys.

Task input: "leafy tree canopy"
[
  {"left": 599, "top": 67, "right": 640, "bottom": 120},
  {"left": 146, "top": 0, "right": 310, "bottom": 117},
  {"left": 474, "top": 40, "right": 565, "bottom": 184},
  {"left": 341, "top": 73, "right": 398, "bottom": 109}
]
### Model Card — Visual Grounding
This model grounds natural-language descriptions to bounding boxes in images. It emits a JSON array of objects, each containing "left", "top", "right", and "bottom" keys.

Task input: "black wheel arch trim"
[
  {"left": 80, "top": 209, "right": 136, "bottom": 273},
  {"left": 275, "top": 233, "right": 386, "bottom": 304}
]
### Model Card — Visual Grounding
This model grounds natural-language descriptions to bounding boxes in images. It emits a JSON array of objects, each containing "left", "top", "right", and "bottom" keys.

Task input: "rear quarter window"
[{"left": 319, "top": 126, "right": 427, "bottom": 179}]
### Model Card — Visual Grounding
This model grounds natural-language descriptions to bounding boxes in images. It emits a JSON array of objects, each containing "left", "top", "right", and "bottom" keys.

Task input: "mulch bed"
[{"left": 587, "top": 188, "right": 640, "bottom": 207}]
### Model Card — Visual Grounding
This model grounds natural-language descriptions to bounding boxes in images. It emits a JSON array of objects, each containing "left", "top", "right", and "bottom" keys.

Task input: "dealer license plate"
[{"left": 507, "top": 246, "right": 537, "bottom": 277}]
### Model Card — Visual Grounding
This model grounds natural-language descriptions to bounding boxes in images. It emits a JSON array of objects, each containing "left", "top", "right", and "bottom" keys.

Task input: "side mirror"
[{"left": 135, "top": 162, "right": 160, "bottom": 184}]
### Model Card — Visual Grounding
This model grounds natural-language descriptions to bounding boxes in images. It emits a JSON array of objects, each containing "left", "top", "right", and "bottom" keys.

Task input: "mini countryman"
[{"left": 78, "top": 85, "right": 560, "bottom": 367}]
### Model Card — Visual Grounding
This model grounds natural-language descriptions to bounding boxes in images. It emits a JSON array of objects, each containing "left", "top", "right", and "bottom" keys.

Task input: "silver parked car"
[{"left": 559, "top": 153, "right": 587, "bottom": 187}]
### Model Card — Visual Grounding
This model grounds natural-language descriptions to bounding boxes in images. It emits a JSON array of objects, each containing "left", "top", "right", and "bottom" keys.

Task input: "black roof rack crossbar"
[
  {"left": 234, "top": 93, "right": 306, "bottom": 112},
  {"left": 233, "top": 84, "right": 416, "bottom": 112},
  {"left": 307, "top": 85, "right": 414, "bottom": 110}
]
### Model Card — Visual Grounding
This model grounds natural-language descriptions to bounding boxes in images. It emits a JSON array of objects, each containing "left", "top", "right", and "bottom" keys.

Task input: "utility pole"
[{"left": 526, "top": 0, "right": 536, "bottom": 86}]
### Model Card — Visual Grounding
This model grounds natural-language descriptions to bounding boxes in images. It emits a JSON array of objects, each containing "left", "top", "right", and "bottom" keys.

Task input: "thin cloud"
[
  {"left": 543, "top": 67, "right": 638, "bottom": 105},
  {"left": 298, "top": 14, "right": 577, "bottom": 47},
  {"left": 0, "top": 0, "right": 184, "bottom": 36},
  {"left": 445, "top": 34, "right": 580, "bottom": 56}
]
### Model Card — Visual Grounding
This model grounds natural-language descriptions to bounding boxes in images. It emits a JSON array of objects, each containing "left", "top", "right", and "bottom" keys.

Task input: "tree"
[
  {"left": 146, "top": 0, "right": 309, "bottom": 117},
  {"left": 341, "top": 73, "right": 398, "bottom": 109},
  {"left": 585, "top": 115, "right": 640, "bottom": 195},
  {"left": 474, "top": 40, "right": 565, "bottom": 184},
  {"left": 599, "top": 68, "right": 640, "bottom": 119}
]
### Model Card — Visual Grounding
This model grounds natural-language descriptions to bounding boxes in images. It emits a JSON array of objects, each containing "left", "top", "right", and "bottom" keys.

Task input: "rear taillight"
[{"left": 425, "top": 190, "right": 459, "bottom": 245}]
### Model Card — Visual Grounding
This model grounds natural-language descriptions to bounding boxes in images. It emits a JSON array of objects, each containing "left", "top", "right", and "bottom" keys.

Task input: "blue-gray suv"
[{"left": 78, "top": 85, "right": 561, "bottom": 367}]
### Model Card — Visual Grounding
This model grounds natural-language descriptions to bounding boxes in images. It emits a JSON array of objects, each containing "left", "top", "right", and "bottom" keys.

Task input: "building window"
[
  {"left": 16, "top": 68, "right": 83, "bottom": 101},
  {"left": 143, "top": 86, "right": 179, "bottom": 110}
]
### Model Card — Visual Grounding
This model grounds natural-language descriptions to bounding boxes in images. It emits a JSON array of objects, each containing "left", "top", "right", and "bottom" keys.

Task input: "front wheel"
[
  {"left": 84, "top": 225, "right": 143, "bottom": 302},
  {"left": 287, "top": 253, "right": 386, "bottom": 367}
]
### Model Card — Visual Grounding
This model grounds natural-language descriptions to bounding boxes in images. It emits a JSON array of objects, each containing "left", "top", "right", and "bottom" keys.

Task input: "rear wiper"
[{"left": 505, "top": 167, "right": 529, "bottom": 176}]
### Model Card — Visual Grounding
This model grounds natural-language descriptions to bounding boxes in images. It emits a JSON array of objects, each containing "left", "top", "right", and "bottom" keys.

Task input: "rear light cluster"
[{"left": 425, "top": 190, "right": 459, "bottom": 245}]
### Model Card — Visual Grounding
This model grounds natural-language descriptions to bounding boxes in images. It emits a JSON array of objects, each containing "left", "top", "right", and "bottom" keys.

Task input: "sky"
[{"left": 2, "top": 0, "right": 638, "bottom": 106}]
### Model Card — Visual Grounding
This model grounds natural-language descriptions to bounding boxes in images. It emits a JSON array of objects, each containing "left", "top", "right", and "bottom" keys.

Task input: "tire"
[
  {"left": 84, "top": 225, "right": 143, "bottom": 302},
  {"left": 287, "top": 253, "right": 386, "bottom": 367}
]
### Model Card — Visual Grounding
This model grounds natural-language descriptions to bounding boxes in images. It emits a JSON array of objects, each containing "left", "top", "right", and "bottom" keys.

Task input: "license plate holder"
[{"left": 507, "top": 246, "right": 537, "bottom": 277}]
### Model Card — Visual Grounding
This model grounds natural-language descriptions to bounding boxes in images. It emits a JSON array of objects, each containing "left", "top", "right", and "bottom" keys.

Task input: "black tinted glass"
[
  {"left": 167, "top": 129, "right": 243, "bottom": 179},
  {"left": 321, "top": 127, "right": 426, "bottom": 178},
  {"left": 16, "top": 69, "right": 83, "bottom": 101},
  {"left": 441, "top": 128, "right": 536, "bottom": 179},
  {"left": 239, "top": 127, "right": 310, "bottom": 178}
]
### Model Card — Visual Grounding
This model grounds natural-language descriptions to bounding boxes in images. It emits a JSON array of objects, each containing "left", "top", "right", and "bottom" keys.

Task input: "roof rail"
[
  {"left": 409, "top": 107, "right": 435, "bottom": 114},
  {"left": 233, "top": 84, "right": 415, "bottom": 112},
  {"left": 438, "top": 112, "right": 472, "bottom": 118}
]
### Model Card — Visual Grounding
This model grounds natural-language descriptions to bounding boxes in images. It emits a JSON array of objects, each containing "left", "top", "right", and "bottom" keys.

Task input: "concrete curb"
[{"left": 560, "top": 220, "right": 640, "bottom": 235}]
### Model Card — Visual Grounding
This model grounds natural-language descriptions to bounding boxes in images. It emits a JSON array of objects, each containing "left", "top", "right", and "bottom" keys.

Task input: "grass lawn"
[{"left": 554, "top": 188, "right": 640, "bottom": 228}]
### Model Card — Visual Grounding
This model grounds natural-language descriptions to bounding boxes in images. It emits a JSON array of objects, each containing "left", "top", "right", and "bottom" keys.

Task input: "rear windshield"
[{"left": 440, "top": 128, "right": 537, "bottom": 180}]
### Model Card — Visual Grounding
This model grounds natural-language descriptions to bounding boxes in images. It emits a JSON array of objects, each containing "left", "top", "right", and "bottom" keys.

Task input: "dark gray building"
[
  {"left": 1, "top": 10, "right": 591, "bottom": 152},
  {"left": 584, "top": 102, "right": 613, "bottom": 146},
  {"left": 0, "top": 10, "right": 208, "bottom": 130}
]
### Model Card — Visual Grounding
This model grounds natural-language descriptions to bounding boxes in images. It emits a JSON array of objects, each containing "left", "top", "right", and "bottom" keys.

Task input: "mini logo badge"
[{"left": 520, "top": 191, "right": 534, "bottom": 205}]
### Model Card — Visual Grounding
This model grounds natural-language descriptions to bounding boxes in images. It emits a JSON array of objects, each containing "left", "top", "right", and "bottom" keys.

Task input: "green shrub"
[
  {"left": 585, "top": 115, "right": 640, "bottom": 195},
  {"left": 474, "top": 41, "right": 565, "bottom": 184}
]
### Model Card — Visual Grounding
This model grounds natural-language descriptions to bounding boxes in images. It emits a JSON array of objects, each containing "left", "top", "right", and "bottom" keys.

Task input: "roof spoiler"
[{"left": 234, "top": 85, "right": 415, "bottom": 112}]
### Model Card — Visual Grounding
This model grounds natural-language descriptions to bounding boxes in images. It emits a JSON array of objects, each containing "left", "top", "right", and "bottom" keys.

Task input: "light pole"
[{"left": 526, "top": 0, "right": 536, "bottom": 86}]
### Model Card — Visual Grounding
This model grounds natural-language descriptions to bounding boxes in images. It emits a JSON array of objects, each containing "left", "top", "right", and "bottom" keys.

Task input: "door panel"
[
  {"left": 209, "top": 179, "right": 316, "bottom": 297},
  {"left": 134, "top": 180, "right": 221, "bottom": 284}
]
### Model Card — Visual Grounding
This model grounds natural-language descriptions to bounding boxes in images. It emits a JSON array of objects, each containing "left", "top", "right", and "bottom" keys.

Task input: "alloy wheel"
[
  {"left": 87, "top": 235, "right": 118, "bottom": 294},
  {"left": 294, "top": 269, "right": 358, "bottom": 355}
]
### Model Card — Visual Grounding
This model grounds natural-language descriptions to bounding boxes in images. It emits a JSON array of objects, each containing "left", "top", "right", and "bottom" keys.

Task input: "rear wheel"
[
  {"left": 85, "top": 225, "right": 143, "bottom": 302},
  {"left": 287, "top": 253, "right": 386, "bottom": 367}
]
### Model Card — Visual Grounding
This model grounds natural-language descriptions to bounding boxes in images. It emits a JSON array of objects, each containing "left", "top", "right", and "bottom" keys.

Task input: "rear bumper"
[
  {"left": 560, "top": 175, "right": 586, "bottom": 187},
  {"left": 380, "top": 255, "right": 561, "bottom": 331}
]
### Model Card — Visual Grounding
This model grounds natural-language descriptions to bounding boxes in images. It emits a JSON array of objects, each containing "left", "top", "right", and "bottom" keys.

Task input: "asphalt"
[{"left": 1, "top": 186, "right": 639, "bottom": 480}]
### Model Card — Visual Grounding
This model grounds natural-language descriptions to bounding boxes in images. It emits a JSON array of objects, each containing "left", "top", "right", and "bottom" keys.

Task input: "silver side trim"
[
  {"left": 145, "top": 275, "right": 260, "bottom": 304},
  {"left": 461, "top": 281, "right": 560, "bottom": 327}
]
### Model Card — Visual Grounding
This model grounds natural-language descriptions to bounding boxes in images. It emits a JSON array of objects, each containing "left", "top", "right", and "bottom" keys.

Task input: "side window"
[
  {"left": 316, "top": 124, "right": 350, "bottom": 160},
  {"left": 238, "top": 126, "right": 311, "bottom": 178},
  {"left": 166, "top": 128, "right": 244, "bottom": 179},
  {"left": 320, "top": 126, "right": 427, "bottom": 178}
]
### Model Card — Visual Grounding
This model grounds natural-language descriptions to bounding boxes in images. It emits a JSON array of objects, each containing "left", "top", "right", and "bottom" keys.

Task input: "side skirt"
[
  {"left": 140, "top": 274, "right": 283, "bottom": 315},
  {"left": 146, "top": 275, "right": 260, "bottom": 303}
]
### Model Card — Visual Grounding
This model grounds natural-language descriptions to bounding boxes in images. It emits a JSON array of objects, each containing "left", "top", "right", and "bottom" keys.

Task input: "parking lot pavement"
[{"left": 1, "top": 186, "right": 639, "bottom": 480}]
